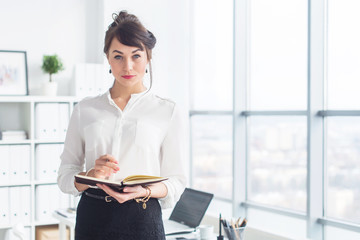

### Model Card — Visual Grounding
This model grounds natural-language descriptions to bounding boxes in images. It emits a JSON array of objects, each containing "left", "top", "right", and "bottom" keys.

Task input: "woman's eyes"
[
  {"left": 133, "top": 54, "right": 141, "bottom": 59},
  {"left": 114, "top": 54, "right": 141, "bottom": 60}
]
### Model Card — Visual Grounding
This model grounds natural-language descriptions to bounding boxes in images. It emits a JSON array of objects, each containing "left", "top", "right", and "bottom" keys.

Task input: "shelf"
[
  {"left": 0, "top": 96, "right": 75, "bottom": 240},
  {"left": 0, "top": 95, "right": 80, "bottom": 103},
  {"left": 34, "top": 139, "right": 65, "bottom": 144},
  {"left": 0, "top": 140, "right": 31, "bottom": 145},
  {"left": 34, "top": 219, "right": 59, "bottom": 226},
  {"left": 34, "top": 180, "right": 57, "bottom": 185},
  {"left": 0, "top": 183, "right": 31, "bottom": 188}
]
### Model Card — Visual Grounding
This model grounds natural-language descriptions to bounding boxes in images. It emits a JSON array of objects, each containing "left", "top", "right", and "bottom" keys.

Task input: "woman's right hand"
[{"left": 89, "top": 154, "right": 120, "bottom": 179}]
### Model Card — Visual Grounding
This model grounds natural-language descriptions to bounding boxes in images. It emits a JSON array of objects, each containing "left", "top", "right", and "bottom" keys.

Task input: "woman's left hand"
[{"left": 96, "top": 184, "right": 147, "bottom": 203}]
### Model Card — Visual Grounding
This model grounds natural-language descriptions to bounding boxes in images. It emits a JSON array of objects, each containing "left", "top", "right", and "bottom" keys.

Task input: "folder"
[
  {"left": 58, "top": 104, "right": 69, "bottom": 141},
  {"left": 0, "top": 145, "right": 10, "bottom": 185},
  {"left": 0, "top": 187, "right": 10, "bottom": 226},
  {"left": 35, "top": 103, "right": 48, "bottom": 139},
  {"left": 36, "top": 185, "right": 51, "bottom": 221},
  {"left": 48, "top": 104, "right": 59, "bottom": 140},
  {"left": 9, "top": 187, "right": 22, "bottom": 224},
  {"left": 9, "top": 145, "right": 30, "bottom": 184},
  {"left": 35, "top": 144, "right": 46, "bottom": 181},
  {"left": 20, "top": 186, "right": 31, "bottom": 224},
  {"left": 36, "top": 103, "right": 62, "bottom": 140},
  {"left": 74, "top": 63, "right": 86, "bottom": 97},
  {"left": 19, "top": 145, "right": 31, "bottom": 183}
]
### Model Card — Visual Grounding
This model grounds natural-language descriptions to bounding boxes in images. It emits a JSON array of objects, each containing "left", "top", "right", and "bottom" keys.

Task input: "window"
[
  {"left": 249, "top": 0, "right": 308, "bottom": 110},
  {"left": 325, "top": 0, "right": 360, "bottom": 226},
  {"left": 248, "top": 116, "right": 307, "bottom": 211},
  {"left": 189, "top": 0, "right": 360, "bottom": 239},
  {"left": 190, "top": 0, "right": 233, "bottom": 199},
  {"left": 191, "top": 115, "right": 233, "bottom": 199}
]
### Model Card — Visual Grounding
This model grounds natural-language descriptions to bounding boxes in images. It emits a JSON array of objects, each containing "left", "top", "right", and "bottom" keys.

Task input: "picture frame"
[{"left": 0, "top": 50, "right": 29, "bottom": 95}]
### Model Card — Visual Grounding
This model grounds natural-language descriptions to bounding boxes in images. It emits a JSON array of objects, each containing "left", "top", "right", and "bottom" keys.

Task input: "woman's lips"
[{"left": 122, "top": 75, "right": 136, "bottom": 79}]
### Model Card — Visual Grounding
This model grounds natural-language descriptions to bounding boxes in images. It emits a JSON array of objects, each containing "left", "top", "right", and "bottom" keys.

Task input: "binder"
[
  {"left": 58, "top": 104, "right": 69, "bottom": 141},
  {"left": 35, "top": 103, "right": 48, "bottom": 139},
  {"left": 36, "top": 185, "right": 51, "bottom": 221},
  {"left": 36, "top": 144, "right": 63, "bottom": 182},
  {"left": 48, "top": 104, "right": 59, "bottom": 140},
  {"left": 48, "top": 144, "right": 62, "bottom": 181},
  {"left": 0, "top": 145, "right": 10, "bottom": 185},
  {"left": 0, "top": 187, "right": 10, "bottom": 226},
  {"left": 9, "top": 187, "right": 22, "bottom": 224},
  {"left": 19, "top": 145, "right": 31, "bottom": 183},
  {"left": 20, "top": 186, "right": 31, "bottom": 224},
  {"left": 36, "top": 103, "right": 62, "bottom": 140},
  {"left": 74, "top": 63, "right": 86, "bottom": 97},
  {"left": 86, "top": 64, "right": 96, "bottom": 96},
  {"left": 35, "top": 144, "right": 46, "bottom": 181},
  {"left": 9, "top": 145, "right": 30, "bottom": 184}
]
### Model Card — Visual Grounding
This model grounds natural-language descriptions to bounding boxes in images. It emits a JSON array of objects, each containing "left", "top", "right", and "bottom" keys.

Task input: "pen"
[{"left": 217, "top": 213, "right": 224, "bottom": 240}]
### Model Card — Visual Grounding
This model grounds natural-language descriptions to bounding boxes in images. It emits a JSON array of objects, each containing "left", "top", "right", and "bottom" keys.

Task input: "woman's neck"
[{"left": 110, "top": 82, "right": 146, "bottom": 100}]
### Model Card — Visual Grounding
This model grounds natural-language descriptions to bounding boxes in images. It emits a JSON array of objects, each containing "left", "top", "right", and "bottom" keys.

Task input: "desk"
[{"left": 52, "top": 211, "right": 217, "bottom": 240}]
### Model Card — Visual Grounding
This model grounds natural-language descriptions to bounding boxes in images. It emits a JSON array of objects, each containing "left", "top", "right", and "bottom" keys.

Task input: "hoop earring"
[{"left": 109, "top": 69, "right": 112, "bottom": 74}]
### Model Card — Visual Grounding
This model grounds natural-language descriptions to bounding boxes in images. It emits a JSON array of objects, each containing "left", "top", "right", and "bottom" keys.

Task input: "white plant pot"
[{"left": 42, "top": 82, "right": 58, "bottom": 96}]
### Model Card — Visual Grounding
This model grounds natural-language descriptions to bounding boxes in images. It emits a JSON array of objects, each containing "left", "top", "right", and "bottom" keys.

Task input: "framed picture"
[{"left": 0, "top": 50, "right": 29, "bottom": 95}]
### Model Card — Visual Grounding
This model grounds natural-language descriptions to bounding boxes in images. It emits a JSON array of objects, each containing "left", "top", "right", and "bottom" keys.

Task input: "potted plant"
[{"left": 41, "top": 54, "right": 64, "bottom": 96}]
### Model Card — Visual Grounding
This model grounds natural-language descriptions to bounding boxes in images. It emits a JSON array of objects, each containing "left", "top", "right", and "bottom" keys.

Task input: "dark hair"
[{"left": 104, "top": 11, "right": 156, "bottom": 60}]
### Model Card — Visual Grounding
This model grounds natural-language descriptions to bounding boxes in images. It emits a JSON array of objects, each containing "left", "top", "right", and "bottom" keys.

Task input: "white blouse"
[{"left": 57, "top": 89, "right": 186, "bottom": 208}]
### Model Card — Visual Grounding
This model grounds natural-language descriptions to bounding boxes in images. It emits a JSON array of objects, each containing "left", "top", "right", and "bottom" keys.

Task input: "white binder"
[
  {"left": 36, "top": 185, "right": 51, "bottom": 221},
  {"left": 35, "top": 103, "right": 48, "bottom": 139},
  {"left": 20, "top": 186, "right": 31, "bottom": 224},
  {"left": 0, "top": 187, "right": 10, "bottom": 226},
  {"left": 9, "top": 187, "right": 21, "bottom": 224},
  {"left": 58, "top": 104, "right": 69, "bottom": 141},
  {"left": 36, "top": 144, "right": 63, "bottom": 182},
  {"left": 20, "top": 145, "right": 31, "bottom": 183},
  {"left": 35, "top": 144, "right": 45, "bottom": 180},
  {"left": 36, "top": 103, "right": 61, "bottom": 140},
  {"left": 9, "top": 145, "right": 30, "bottom": 184},
  {"left": 48, "top": 104, "right": 59, "bottom": 140},
  {"left": 0, "top": 145, "right": 10, "bottom": 185}
]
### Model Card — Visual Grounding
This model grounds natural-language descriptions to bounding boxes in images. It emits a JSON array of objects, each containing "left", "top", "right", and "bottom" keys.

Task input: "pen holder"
[{"left": 223, "top": 226, "right": 245, "bottom": 240}]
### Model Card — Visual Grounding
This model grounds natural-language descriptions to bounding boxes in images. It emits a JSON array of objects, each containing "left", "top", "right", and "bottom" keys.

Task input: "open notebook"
[{"left": 163, "top": 188, "right": 214, "bottom": 235}]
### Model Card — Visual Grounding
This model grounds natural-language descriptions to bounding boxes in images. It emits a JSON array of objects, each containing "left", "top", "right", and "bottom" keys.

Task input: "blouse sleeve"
[
  {"left": 158, "top": 104, "right": 187, "bottom": 208},
  {"left": 57, "top": 103, "right": 85, "bottom": 196}
]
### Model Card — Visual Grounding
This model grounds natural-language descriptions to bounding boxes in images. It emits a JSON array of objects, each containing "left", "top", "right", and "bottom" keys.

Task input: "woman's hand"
[
  {"left": 97, "top": 182, "right": 168, "bottom": 204},
  {"left": 74, "top": 154, "right": 119, "bottom": 192},
  {"left": 90, "top": 154, "right": 120, "bottom": 179},
  {"left": 96, "top": 184, "right": 147, "bottom": 203}
]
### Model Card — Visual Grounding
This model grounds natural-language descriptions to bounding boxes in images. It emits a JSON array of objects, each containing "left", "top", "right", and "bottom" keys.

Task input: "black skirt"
[{"left": 75, "top": 188, "right": 166, "bottom": 240}]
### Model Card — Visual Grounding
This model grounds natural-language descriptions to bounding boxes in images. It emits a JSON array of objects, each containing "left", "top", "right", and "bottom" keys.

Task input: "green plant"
[{"left": 41, "top": 55, "right": 64, "bottom": 82}]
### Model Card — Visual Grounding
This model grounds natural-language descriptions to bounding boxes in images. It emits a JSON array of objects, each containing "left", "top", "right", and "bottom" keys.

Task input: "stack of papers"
[{"left": 0, "top": 130, "right": 27, "bottom": 141}]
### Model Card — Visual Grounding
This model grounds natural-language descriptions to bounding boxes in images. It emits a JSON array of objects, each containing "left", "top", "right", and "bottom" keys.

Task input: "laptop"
[{"left": 163, "top": 188, "right": 214, "bottom": 235}]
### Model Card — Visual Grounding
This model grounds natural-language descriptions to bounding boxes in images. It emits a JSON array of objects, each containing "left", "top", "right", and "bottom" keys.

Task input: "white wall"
[
  {"left": 0, "top": 0, "right": 190, "bottom": 107},
  {"left": 0, "top": 0, "right": 103, "bottom": 95}
]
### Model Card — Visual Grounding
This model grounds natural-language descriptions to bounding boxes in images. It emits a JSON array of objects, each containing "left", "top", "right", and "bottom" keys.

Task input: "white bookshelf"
[{"left": 0, "top": 95, "right": 81, "bottom": 240}]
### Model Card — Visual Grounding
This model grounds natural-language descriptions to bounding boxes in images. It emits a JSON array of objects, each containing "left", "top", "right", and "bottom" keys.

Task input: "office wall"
[
  {"left": 0, "top": 0, "right": 190, "bottom": 106},
  {"left": 0, "top": 0, "right": 103, "bottom": 95}
]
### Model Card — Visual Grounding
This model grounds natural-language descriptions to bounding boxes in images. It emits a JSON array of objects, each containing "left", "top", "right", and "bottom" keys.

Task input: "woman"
[{"left": 57, "top": 10, "right": 186, "bottom": 240}]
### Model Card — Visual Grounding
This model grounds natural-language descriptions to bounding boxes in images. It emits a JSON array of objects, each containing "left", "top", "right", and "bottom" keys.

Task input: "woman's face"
[{"left": 107, "top": 37, "right": 148, "bottom": 90}]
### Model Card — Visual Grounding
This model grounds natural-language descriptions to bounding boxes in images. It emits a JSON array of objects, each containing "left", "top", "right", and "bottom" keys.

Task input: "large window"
[
  {"left": 325, "top": 0, "right": 360, "bottom": 231},
  {"left": 249, "top": 0, "right": 307, "bottom": 110},
  {"left": 190, "top": 0, "right": 233, "bottom": 199},
  {"left": 189, "top": 0, "right": 360, "bottom": 239}
]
